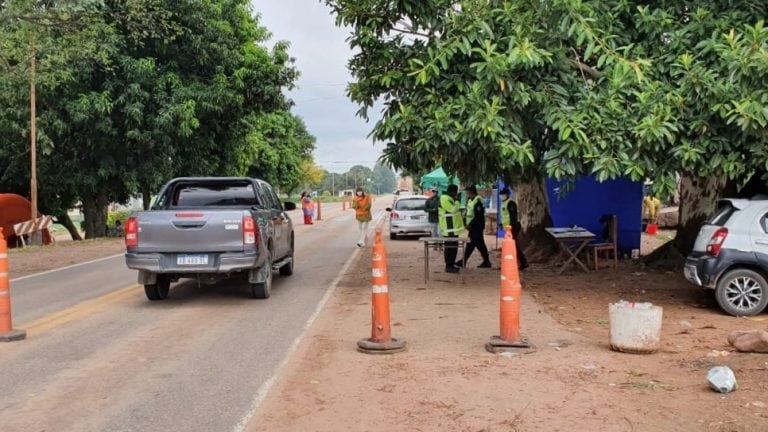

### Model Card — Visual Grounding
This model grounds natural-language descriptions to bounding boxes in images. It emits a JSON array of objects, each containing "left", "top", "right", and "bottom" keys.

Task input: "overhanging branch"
[{"left": 567, "top": 58, "right": 602, "bottom": 80}]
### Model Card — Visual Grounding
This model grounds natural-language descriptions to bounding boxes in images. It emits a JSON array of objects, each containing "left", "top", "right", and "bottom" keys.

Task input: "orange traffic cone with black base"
[
  {"left": 486, "top": 226, "right": 534, "bottom": 353},
  {"left": 0, "top": 228, "right": 26, "bottom": 342},
  {"left": 357, "top": 229, "right": 406, "bottom": 354}
]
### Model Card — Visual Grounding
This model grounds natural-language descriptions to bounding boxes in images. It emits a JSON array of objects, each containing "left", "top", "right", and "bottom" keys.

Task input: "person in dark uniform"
[
  {"left": 456, "top": 185, "right": 491, "bottom": 268},
  {"left": 500, "top": 187, "right": 528, "bottom": 270}
]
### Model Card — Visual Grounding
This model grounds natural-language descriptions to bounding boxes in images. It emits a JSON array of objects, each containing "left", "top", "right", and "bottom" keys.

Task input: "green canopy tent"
[{"left": 419, "top": 167, "right": 460, "bottom": 193}]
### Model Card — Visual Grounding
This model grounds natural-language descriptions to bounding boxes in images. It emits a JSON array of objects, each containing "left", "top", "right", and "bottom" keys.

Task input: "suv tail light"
[
  {"left": 706, "top": 227, "right": 728, "bottom": 257},
  {"left": 125, "top": 217, "right": 139, "bottom": 247},
  {"left": 391, "top": 211, "right": 400, "bottom": 220},
  {"left": 243, "top": 216, "right": 259, "bottom": 245}
]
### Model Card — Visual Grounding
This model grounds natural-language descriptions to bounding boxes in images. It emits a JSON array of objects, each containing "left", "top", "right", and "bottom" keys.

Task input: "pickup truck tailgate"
[{"left": 135, "top": 210, "right": 249, "bottom": 253}]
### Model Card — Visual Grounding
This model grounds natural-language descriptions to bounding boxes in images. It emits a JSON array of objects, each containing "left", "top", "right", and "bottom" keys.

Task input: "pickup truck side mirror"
[{"left": 284, "top": 201, "right": 297, "bottom": 211}]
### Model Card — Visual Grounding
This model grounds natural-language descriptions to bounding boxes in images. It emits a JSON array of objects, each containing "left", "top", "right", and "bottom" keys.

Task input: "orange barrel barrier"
[
  {"left": 316, "top": 197, "right": 322, "bottom": 221},
  {"left": 486, "top": 226, "right": 533, "bottom": 353},
  {"left": 0, "top": 228, "right": 26, "bottom": 342},
  {"left": 357, "top": 229, "right": 406, "bottom": 354}
]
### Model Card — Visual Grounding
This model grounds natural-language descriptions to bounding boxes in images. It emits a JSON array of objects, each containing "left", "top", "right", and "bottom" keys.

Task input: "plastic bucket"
[
  {"left": 646, "top": 223, "right": 658, "bottom": 235},
  {"left": 608, "top": 301, "right": 663, "bottom": 354}
]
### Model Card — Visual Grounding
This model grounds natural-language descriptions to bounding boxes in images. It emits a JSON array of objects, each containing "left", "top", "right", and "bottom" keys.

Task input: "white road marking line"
[
  {"left": 232, "top": 211, "right": 387, "bottom": 432},
  {"left": 10, "top": 253, "right": 125, "bottom": 282}
]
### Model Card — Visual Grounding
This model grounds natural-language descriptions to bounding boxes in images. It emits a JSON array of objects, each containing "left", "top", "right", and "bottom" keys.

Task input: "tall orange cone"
[
  {"left": 486, "top": 226, "right": 533, "bottom": 353},
  {"left": 357, "top": 229, "right": 406, "bottom": 354},
  {"left": 0, "top": 228, "right": 26, "bottom": 342},
  {"left": 316, "top": 197, "right": 322, "bottom": 221}
]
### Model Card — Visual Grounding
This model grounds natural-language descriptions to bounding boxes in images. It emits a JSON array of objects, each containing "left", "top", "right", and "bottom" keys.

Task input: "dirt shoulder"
[
  {"left": 7, "top": 238, "right": 125, "bottom": 279},
  {"left": 249, "top": 233, "right": 768, "bottom": 432}
]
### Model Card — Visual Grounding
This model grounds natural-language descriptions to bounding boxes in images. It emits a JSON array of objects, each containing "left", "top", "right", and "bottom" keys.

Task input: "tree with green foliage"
[
  {"left": 247, "top": 110, "right": 315, "bottom": 192},
  {"left": 326, "top": 0, "right": 768, "bottom": 257},
  {"left": 371, "top": 161, "right": 396, "bottom": 195},
  {"left": 1, "top": 0, "right": 306, "bottom": 239}
]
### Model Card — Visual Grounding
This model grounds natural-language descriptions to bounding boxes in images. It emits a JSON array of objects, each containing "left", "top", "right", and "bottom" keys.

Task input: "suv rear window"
[
  {"left": 707, "top": 202, "right": 736, "bottom": 226},
  {"left": 395, "top": 198, "right": 426, "bottom": 211},
  {"left": 167, "top": 182, "right": 260, "bottom": 208}
]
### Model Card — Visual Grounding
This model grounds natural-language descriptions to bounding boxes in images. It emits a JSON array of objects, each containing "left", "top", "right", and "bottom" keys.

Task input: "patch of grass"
[{"left": 595, "top": 318, "right": 609, "bottom": 327}]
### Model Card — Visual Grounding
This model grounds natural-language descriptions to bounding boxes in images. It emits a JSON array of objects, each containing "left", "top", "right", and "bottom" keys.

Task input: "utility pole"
[{"left": 30, "top": 43, "right": 39, "bottom": 244}]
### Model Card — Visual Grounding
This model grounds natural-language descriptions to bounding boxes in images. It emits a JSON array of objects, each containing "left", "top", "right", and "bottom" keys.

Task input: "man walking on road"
[
  {"left": 439, "top": 184, "right": 465, "bottom": 273},
  {"left": 457, "top": 185, "right": 491, "bottom": 268}
]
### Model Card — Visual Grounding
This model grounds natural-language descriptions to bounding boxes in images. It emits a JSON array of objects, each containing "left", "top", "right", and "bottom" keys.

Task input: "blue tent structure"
[
  {"left": 495, "top": 176, "right": 643, "bottom": 254},
  {"left": 546, "top": 177, "right": 643, "bottom": 254}
]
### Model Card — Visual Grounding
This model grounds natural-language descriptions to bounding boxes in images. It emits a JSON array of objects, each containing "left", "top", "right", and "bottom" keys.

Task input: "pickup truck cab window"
[{"left": 161, "top": 181, "right": 260, "bottom": 208}]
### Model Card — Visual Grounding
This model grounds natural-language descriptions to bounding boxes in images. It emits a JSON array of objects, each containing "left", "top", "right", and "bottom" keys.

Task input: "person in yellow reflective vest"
[
  {"left": 456, "top": 185, "right": 491, "bottom": 268},
  {"left": 500, "top": 187, "right": 528, "bottom": 270},
  {"left": 439, "top": 184, "right": 465, "bottom": 273}
]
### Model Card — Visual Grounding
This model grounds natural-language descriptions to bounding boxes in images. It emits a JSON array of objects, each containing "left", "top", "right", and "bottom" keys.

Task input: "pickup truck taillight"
[
  {"left": 243, "top": 216, "right": 258, "bottom": 245},
  {"left": 706, "top": 227, "right": 728, "bottom": 257},
  {"left": 125, "top": 217, "right": 139, "bottom": 247}
]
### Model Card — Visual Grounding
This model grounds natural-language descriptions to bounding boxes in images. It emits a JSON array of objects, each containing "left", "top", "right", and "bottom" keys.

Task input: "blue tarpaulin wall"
[{"left": 545, "top": 177, "right": 643, "bottom": 254}]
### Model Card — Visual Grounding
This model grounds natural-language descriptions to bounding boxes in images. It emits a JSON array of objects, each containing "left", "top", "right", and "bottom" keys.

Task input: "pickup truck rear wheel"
[
  {"left": 279, "top": 236, "right": 294, "bottom": 276},
  {"left": 144, "top": 276, "right": 170, "bottom": 301},
  {"left": 250, "top": 254, "right": 273, "bottom": 299}
]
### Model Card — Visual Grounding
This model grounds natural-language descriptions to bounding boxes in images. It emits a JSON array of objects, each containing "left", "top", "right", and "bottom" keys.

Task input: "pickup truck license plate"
[{"left": 177, "top": 254, "right": 208, "bottom": 266}]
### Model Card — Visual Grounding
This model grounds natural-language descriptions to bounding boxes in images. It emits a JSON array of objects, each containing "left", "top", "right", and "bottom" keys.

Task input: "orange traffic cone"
[
  {"left": 357, "top": 229, "right": 406, "bottom": 354},
  {"left": 316, "top": 197, "right": 322, "bottom": 221},
  {"left": 0, "top": 228, "right": 26, "bottom": 342},
  {"left": 486, "top": 226, "right": 533, "bottom": 353}
]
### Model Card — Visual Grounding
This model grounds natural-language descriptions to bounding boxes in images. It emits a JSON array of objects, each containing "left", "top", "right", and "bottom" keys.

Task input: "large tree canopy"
[
  {"left": 326, "top": 0, "right": 768, "bottom": 254},
  {"left": 0, "top": 0, "right": 314, "bottom": 238}
]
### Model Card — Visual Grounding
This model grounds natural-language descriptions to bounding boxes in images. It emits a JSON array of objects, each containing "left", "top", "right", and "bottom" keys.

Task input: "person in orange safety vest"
[{"left": 352, "top": 187, "right": 372, "bottom": 247}]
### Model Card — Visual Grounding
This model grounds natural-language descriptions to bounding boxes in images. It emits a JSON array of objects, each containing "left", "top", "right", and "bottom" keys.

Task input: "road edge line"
[
  {"left": 232, "top": 211, "right": 388, "bottom": 432},
  {"left": 10, "top": 253, "right": 125, "bottom": 282}
]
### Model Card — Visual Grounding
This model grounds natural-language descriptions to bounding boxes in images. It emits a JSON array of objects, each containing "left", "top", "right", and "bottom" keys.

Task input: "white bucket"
[{"left": 608, "top": 301, "right": 663, "bottom": 354}]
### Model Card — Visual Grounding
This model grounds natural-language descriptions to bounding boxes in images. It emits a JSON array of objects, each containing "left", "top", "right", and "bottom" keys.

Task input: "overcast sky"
[{"left": 255, "top": 0, "right": 383, "bottom": 174}]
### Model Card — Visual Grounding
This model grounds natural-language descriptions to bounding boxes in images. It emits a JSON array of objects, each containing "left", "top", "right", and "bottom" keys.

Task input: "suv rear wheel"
[{"left": 715, "top": 269, "right": 768, "bottom": 316}]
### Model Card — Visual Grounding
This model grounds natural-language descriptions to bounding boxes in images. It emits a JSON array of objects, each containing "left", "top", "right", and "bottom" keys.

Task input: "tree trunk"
[
  {"left": 673, "top": 175, "right": 730, "bottom": 255},
  {"left": 141, "top": 184, "right": 152, "bottom": 210},
  {"left": 81, "top": 191, "right": 109, "bottom": 239},
  {"left": 54, "top": 211, "right": 83, "bottom": 241},
  {"left": 514, "top": 178, "right": 558, "bottom": 262}
]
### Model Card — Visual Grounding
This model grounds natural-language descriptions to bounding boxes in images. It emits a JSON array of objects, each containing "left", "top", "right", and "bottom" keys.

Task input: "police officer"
[
  {"left": 457, "top": 185, "right": 492, "bottom": 268},
  {"left": 439, "top": 184, "right": 465, "bottom": 273},
  {"left": 500, "top": 187, "right": 528, "bottom": 270}
]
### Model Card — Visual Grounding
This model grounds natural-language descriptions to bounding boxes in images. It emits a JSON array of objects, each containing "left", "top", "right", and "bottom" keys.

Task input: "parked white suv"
[{"left": 684, "top": 197, "right": 768, "bottom": 316}]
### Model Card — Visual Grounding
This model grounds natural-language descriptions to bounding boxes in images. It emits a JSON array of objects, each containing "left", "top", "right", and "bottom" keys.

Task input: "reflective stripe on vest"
[
  {"left": 501, "top": 198, "right": 511, "bottom": 228},
  {"left": 439, "top": 194, "right": 465, "bottom": 236},
  {"left": 466, "top": 195, "right": 483, "bottom": 225}
]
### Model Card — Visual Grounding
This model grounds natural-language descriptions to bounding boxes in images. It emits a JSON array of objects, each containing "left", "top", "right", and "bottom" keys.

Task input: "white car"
[
  {"left": 386, "top": 195, "right": 432, "bottom": 240},
  {"left": 684, "top": 197, "right": 768, "bottom": 316}
]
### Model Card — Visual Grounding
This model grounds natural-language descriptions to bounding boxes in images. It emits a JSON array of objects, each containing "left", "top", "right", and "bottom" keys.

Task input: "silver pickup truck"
[{"left": 124, "top": 177, "right": 294, "bottom": 300}]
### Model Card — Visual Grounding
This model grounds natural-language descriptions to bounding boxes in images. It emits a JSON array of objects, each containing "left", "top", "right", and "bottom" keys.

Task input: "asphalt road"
[{"left": 0, "top": 200, "right": 388, "bottom": 432}]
